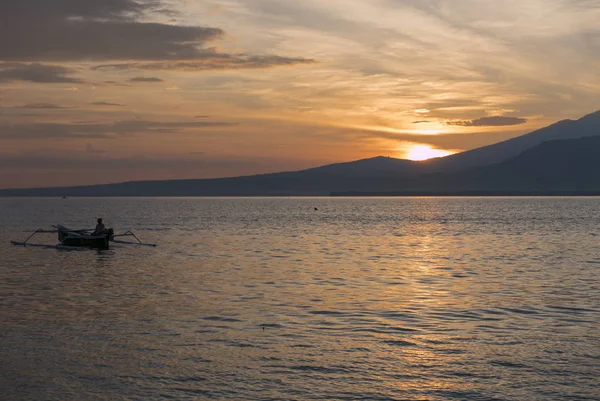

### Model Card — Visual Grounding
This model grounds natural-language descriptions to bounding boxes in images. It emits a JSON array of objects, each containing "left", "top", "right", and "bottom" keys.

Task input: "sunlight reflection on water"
[{"left": 1, "top": 197, "right": 599, "bottom": 400}]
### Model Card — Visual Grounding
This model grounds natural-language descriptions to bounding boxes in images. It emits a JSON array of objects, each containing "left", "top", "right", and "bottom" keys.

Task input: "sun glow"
[{"left": 404, "top": 145, "right": 456, "bottom": 161}]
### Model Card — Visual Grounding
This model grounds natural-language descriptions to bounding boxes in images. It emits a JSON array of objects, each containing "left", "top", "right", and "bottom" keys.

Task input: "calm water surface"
[{"left": 1, "top": 197, "right": 599, "bottom": 400}]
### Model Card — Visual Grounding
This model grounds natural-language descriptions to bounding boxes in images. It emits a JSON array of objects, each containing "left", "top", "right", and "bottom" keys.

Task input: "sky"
[{"left": 1, "top": 0, "right": 599, "bottom": 188}]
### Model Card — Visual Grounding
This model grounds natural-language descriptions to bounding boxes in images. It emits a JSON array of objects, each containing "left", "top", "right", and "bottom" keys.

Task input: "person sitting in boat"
[{"left": 93, "top": 218, "right": 106, "bottom": 236}]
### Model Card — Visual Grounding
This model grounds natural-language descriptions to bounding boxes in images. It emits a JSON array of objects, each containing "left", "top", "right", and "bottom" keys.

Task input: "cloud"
[
  {"left": 446, "top": 116, "right": 528, "bottom": 127},
  {"left": 0, "top": 63, "right": 81, "bottom": 83},
  {"left": 0, "top": 123, "right": 112, "bottom": 140},
  {"left": 91, "top": 102, "right": 124, "bottom": 106},
  {"left": 128, "top": 76, "right": 164, "bottom": 82},
  {"left": 0, "top": 0, "right": 223, "bottom": 61},
  {"left": 12, "top": 103, "right": 71, "bottom": 109},
  {"left": 101, "top": 120, "right": 238, "bottom": 133},
  {"left": 401, "top": 131, "right": 527, "bottom": 151},
  {"left": 0, "top": 119, "right": 239, "bottom": 140},
  {"left": 93, "top": 55, "right": 316, "bottom": 71},
  {"left": 103, "top": 80, "right": 130, "bottom": 86},
  {"left": 5, "top": 0, "right": 150, "bottom": 22},
  {"left": 0, "top": 152, "right": 273, "bottom": 179},
  {"left": 86, "top": 143, "right": 106, "bottom": 154},
  {"left": 286, "top": 121, "right": 530, "bottom": 153},
  {"left": 0, "top": 0, "right": 314, "bottom": 72}
]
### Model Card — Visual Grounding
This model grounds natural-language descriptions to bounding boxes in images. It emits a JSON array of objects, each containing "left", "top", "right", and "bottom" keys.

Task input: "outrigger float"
[{"left": 11, "top": 225, "right": 156, "bottom": 250}]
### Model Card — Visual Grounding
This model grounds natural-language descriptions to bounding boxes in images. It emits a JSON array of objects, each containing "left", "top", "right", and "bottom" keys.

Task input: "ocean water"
[{"left": 1, "top": 197, "right": 599, "bottom": 401}]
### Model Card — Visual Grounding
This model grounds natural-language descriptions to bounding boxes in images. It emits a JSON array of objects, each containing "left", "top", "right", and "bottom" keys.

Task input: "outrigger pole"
[
  {"left": 11, "top": 228, "right": 81, "bottom": 249},
  {"left": 20, "top": 228, "right": 56, "bottom": 245},
  {"left": 112, "top": 231, "right": 157, "bottom": 247}
]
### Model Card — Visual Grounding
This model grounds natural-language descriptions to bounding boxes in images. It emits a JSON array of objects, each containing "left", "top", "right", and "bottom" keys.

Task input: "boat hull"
[
  {"left": 61, "top": 236, "right": 109, "bottom": 249},
  {"left": 57, "top": 228, "right": 109, "bottom": 249}
]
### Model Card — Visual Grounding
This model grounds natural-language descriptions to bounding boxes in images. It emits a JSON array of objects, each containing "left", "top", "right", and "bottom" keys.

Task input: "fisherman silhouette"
[{"left": 93, "top": 218, "right": 106, "bottom": 235}]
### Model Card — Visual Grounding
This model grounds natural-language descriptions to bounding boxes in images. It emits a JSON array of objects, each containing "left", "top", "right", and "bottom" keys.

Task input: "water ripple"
[{"left": 1, "top": 197, "right": 599, "bottom": 400}]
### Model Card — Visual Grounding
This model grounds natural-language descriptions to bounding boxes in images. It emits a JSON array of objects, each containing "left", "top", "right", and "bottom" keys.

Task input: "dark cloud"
[
  {"left": 2, "top": 23, "right": 223, "bottom": 61},
  {"left": 0, "top": 153, "right": 270, "bottom": 176},
  {"left": 97, "top": 120, "right": 239, "bottom": 134},
  {"left": 0, "top": 123, "right": 112, "bottom": 140},
  {"left": 0, "top": 0, "right": 314, "bottom": 70},
  {"left": 93, "top": 55, "right": 315, "bottom": 71},
  {"left": 154, "top": 8, "right": 180, "bottom": 18},
  {"left": 91, "top": 102, "right": 124, "bottom": 106},
  {"left": 568, "top": 0, "right": 600, "bottom": 10},
  {"left": 446, "top": 116, "right": 528, "bottom": 127},
  {"left": 0, "top": 0, "right": 223, "bottom": 61},
  {"left": 4, "top": 0, "right": 152, "bottom": 22},
  {"left": 86, "top": 143, "right": 106, "bottom": 154},
  {"left": 0, "top": 63, "right": 81, "bottom": 83},
  {"left": 129, "top": 76, "right": 164, "bottom": 82},
  {"left": 13, "top": 103, "right": 71, "bottom": 109},
  {"left": 103, "top": 80, "right": 130, "bottom": 86},
  {"left": 0, "top": 113, "right": 41, "bottom": 117},
  {"left": 0, "top": 119, "right": 239, "bottom": 140}
]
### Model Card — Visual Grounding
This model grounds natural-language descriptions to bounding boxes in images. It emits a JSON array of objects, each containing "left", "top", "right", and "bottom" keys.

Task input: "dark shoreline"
[
  {"left": 3, "top": 191, "right": 600, "bottom": 197},
  {"left": 330, "top": 190, "right": 600, "bottom": 197}
]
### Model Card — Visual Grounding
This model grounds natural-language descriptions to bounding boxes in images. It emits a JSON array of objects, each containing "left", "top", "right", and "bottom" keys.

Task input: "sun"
[{"left": 404, "top": 145, "right": 456, "bottom": 161}]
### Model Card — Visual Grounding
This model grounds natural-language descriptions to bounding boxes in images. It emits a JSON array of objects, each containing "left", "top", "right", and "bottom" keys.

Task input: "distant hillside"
[
  {"left": 335, "top": 135, "right": 600, "bottom": 195},
  {"left": 425, "top": 110, "right": 600, "bottom": 171},
  {"left": 1, "top": 110, "right": 599, "bottom": 196},
  {"left": 0, "top": 157, "right": 419, "bottom": 197},
  {"left": 300, "top": 156, "right": 419, "bottom": 177},
  {"left": 466, "top": 135, "right": 600, "bottom": 190}
]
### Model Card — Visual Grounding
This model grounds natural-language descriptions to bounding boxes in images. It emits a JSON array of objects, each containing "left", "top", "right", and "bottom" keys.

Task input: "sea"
[{"left": 1, "top": 197, "right": 599, "bottom": 401}]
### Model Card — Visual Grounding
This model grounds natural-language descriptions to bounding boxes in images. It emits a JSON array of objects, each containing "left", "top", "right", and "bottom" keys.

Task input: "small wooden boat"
[
  {"left": 11, "top": 225, "right": 156, "bottom": 249},
  {"left": 57, "top": 225, "right": 111, "bottom": 249}
]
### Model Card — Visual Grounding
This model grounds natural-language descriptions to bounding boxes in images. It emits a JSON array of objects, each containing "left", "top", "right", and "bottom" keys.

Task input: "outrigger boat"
[{"left": 11, "top": 225, "right": 156, "bottom": 250}]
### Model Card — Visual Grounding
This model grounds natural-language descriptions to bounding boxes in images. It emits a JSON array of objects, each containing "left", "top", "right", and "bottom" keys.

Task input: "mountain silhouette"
[
  {"left": 1, "top": 110, "right": 599, "bottom": 196},
  {"left": 424, "top": 109, "right": 600, "bottom": 171},
  {"left": 383, "top": 135, "right": 600, "bottom": 193},
  {"left": 467, "top": 135, "right": 600, "bottom": 191},
  {"left": 298, "top": 156, "right": 419, "bottom": 177}
]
